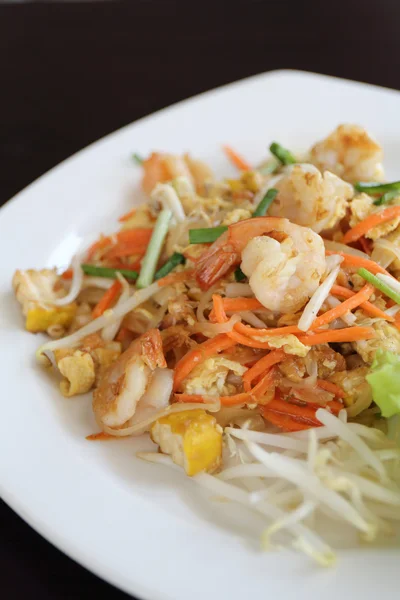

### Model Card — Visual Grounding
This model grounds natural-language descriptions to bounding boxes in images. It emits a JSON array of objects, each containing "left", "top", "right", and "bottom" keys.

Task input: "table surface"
[{"left": 1, "top": 0, "right": 400, "bottom": 598}]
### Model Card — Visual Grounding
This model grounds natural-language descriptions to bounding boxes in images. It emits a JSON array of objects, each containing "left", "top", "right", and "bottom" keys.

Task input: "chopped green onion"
[
  {"left": 358, "top": 268, "right": 400, "bottom": 305},
  {"left": 234, "top": 267, "right": 246, "bottom": 282},
  {"left": 189, "top": 226, "right": 228, "bottom": 244},
  {"left": 373, "top": 190, "right": 400, "bottom": 206},
  {"left": 354, "top": 181, "right": 400, "bottom": 195},
  {"left": 81, "top": 264, "right": 139, "bottom": 281},
  {"left": 258, "top": 161, "right": 279, "bottom": 176},
  {"left": 132, "top": 153, "right": 144, "bottom": 165},
  {"left": 269, "top": 142, "right": 296, "bottom": 165},
  {"left": 253, "top": 188, "right": 278, "bottom": 217},
  {"left": 136, "top": 209, "right": 172, "bottom": 289},
  {"left": 154, "top": 252, "right": 185, "bottom": 280}
]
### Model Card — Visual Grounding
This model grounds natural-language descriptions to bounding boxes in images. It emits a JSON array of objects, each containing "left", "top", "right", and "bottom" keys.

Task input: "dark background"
[{"left": 1, "top": 0, "right": 400, "bottom": 598}]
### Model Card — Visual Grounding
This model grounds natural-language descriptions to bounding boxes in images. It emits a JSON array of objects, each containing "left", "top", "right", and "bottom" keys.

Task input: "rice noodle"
[
  {"left": 81, "top": 277, "right": 115, "bottom": 290},
  {"left": 239, "top": 311, "right": 267, "bottom": 328},
  {"left": 374, "top": 238, "right": 400, "bottom": 263},
  {"left": 54, "top": 253, "right": 84, "bottom": 306},
  {"left": 298, "top": 255, "right": 342, "bottom": 332},
  {"left": 36, "top": 280, "right": 163, "bottom": 363},
  {"left": 225, "top": 283, "right": 253, "bottom": 297},
  {"left": 191, "top": 314, "right": 241, "bottom": 336},
  {"left": 323, "top": 240, "right": 369, "bottom": 259},
  {"left": 196, "top": 285, "right": 218, "bottom": 322},
  {"left": 102, "top": 399, "right": 221, "bottom": 437},
  {"left": 102, "top": 274, "right": 131, "bottom": 341}
]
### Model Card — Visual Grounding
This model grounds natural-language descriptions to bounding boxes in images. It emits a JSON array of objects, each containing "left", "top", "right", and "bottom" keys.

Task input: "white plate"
[{"left": 1, "top": 70, "right": 399, "bottom": 600}]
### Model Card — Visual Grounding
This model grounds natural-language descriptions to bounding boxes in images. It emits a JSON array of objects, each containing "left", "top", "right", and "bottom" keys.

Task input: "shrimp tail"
[{"left": 195, "top": 232, "right": 239, "bottom": 290}]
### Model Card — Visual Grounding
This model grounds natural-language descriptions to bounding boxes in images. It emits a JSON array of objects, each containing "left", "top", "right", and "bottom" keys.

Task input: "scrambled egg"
[
  {"left": 349, "top": 194, "right": 400, "bottom": 240},
  {"left": 151, "top": 409, "right": 222, "bottom": 475},
  {"left": 120, "top": 204, "right": 155, "bottom": 230},
  {"left": 54, "top": 335, "right": 121, "bottom": 397},
  {"left": 266, "top": 334, "right": 309, "bottom": 357},
  {"left": 329, "top": 366, "right": 371, "bottom": 408},
  {"left": 182, "top": 357, "right": 247, "bottom": 397},
  {"left": 352, "top": 319, "right": 400, "bottom": 364},
  {"left": 222, "top": 208, "right": 253, "bottom": 226},
  {"left": 12, "top": 269, "right": 76, "bottom": 333}
]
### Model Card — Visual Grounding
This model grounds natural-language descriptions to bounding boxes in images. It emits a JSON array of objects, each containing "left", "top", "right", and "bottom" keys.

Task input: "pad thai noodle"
[{"left": 13, "top": 124, "right": 400, "bottom": 565}]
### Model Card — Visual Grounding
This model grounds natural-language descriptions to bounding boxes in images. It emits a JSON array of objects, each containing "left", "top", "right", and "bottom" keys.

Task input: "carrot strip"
[
  {"left": 311, "top": 284, "right": 374, "bottom": 328},
  {"left": 61, "top": 269, "right": 73, "bottom": 280},
  {"left": 358, "top": 236, "right": 372, "bottom": 255},
  {"left": 317, "top": 379, "right": 345, "bottom": 399},
  {"left": 176, "top": 392, "right": 249, "bottom": 407},
  {"left": 87, "top": 228, "right": 153, "bottom": 260},
  {"left": 243, "top": 349, "right": 286, "bottom": 391},
  {"left": 173, "top": 334, "right": 237, "bottom": 391},
  {"left": 264, "top": 397, "right": 322, "bottom": 426},
  {"left": 223, "top": 145, "right": 251, "bottom": 171},
  {"left": 325, "top": 250, "right": 392, "bottom": 277},
  {"left": 157, "top": 269, "right": 195, "bottom": 287},
  {"left": 343, "top": 206, "right": 400, "bottom": 244},
  {"left": 261, "top": 409, "right": 314, "bottom": 432},
  {"left": 249, "top": 366, "right": 277, "bottom": 399},
  {"left": 92, "top": 280, "right": 122, "bottom": 319},
  {"left": 235, "top": 322, "right": 302, "bottom": 338},
  {"left": 118, "top": 208, "right": 136, "bottom": 222},
  {"left": 86, "top": 432, "right": 114, "bottom": 441},
  {"left": 298, "top": 326, "right": 375, "bottom": 346},
  {"left": 220, "top": 297, "right": 264, "bottom": 312},
  {"left": 331, "top": 284, "right": 394, "bottom": 321},
  {"left": 228, "top": 329, "right": 272, "bottom": 349}
]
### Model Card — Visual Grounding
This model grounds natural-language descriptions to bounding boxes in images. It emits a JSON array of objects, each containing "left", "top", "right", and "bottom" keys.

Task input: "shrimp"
[
  {"left": 195, "top": 217, "right": 326, "bottom": 313},
  {"left": 142, "top": 152, "right": 213, "bottom": 196},
  {"left": 93, "top": 329, "right": 173, "bottom": 431},
  {"left": 267, "top": 163, "right": 353, "bottom": 233},
  {"left": 310, "top": 124, "right": 384, "bottom": 183}
]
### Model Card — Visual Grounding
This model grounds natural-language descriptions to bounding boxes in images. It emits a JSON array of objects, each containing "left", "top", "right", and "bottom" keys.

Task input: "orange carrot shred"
[
  {"left": 311, "top": 284, "right": 374, "bottom": 328},
  {"left": 92, "top": 280, "right": 122, "bottom": 319},
  {"left": 86, "top": 432, "right": 114, "bottom": 441},
  {"left": 298, "top": 326, "right": 375, "bottom": 346},
  {"left": 243, "top": 349, "right": 286, "bottom": 391},
  {"left": 223, "top": 145, "right": 252, "bottom": 171},
  {"left": 343, "top": 206, "right": 400, "bottom": 244},
  {"left": 118, "top": 208, "right": 136, "bottom": 222},
  {"left": 330, "top": 284, "right": 394, "bottom": 321},
  {"left": 325, "top": 250, "right": 392, "bottom": 277}
]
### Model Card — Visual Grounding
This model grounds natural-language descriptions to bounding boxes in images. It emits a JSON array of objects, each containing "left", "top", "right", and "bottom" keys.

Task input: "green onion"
[
  {"left": 132, "top": 153, "right": 144, "bottom": 165},
  {"left": 373, "top": 190, "right": 400, "bottom": 206},
  {"left": 234, "top": 267, "right": 246, "bottom": 282},
  {"left": 154, "top": 252, "right": 185, "bottom": 280},
  {"left": 253, "top": 188, "right": 278, "bottom": 217},
  {"left": 358, "top": 268, "right": 400, "bottom": 305},
  {"left": 81, "top": 264, "right": 139, "bottom": 281},
  {"left": 136, "top": 209, "right": 172, "bottom": 289},
  {"left": 354, "top": 181, "right": 400, "bottom": 194},
  {"left": 189, "top": 226, "right": 228, "bottom": 244},
  {"left": 269, "top": 142, "right": 296, "bottom": 165}
]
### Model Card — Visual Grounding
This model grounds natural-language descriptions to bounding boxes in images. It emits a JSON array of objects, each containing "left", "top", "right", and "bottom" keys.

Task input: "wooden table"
[{"left": 1, "top": 0, "right": 399, "bottom": 598}]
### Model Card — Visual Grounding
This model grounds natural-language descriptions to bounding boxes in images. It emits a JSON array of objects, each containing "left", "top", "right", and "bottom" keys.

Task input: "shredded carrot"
[
  {"left": 176, "top": 392, "right": 249, "bottom": 407},
  {"left": 118, "top": 208, "right": 136, "bottom": 222},
  {"left": 325, "top": 250, "right": 392, "bottom": 277},
  {"left": 173, "top": 334, "right": 237, "bottom": 391},
  {"left": 331, "top": 284, "right": 394, "bottom": 321},
  {"left": 311, "top": 284, "right": 374, "bottom": 328},
  {"left": 223, "top": 145, "right": 251, "bottom": 171},
  {"left": 157, "top": 269, "right": 195, "bottom": 287},
  {"left": 220, "top": 297, "right": 264, "bottom": 312},
  {"left": 61, "top": 269, "right": 73, "bottom": 280},
  {"left": 86, "top": 432, "right": 114, "bottom": 441},
  {"left": 317, "top": 379, "right": 345, "bottom": 399},
  {"left": 243, "top": 349, "right": 286, "bottom": 391},
  {"left": 298, "top": 326, "right": 375, "bottom": 346},
  {"left": 249, "top": 366, "right": 277, "bottom": 399},
  {"left": 92, "top": 280, "right": 122, "bottom": 319},
  {"left": 343, "top": 206, "right": 400, "bottom": 244},
  {"left": 264, "top": 397, "right": 322, "bottom": 426},
  {"left": 87, "top": 228, "right": 153, "bottom": 260},
  {"left": 234, "top": 322, "right": 302, "bottom": 338},
  {"left": 261, "top": 409, "right": 314, "bottom": 432},
  {"left": 228, "top": 329, "right": 272, "bottom": 349},
  {"left": 358, "top": 236, "right": 372, "bottom": 255}
]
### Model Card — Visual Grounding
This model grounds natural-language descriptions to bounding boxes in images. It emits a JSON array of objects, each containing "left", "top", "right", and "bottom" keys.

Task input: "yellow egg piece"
[
  {"left": 25, "top": 303, "right": 76, "bottom": 333},
  {"left": 151, "top": 409, "right": 222, "bottom": 476}
]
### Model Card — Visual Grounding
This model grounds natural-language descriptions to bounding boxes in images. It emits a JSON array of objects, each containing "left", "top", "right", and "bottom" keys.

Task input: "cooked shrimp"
[
  {"left": 93, "top": 329, "right": 172, "bottom": 430},
  {"left": 310, "top": 124, "right": 384, "bottom": 183},
  {"left": 142, "top": 152, "right": 213, "bottom": 196},
  {"left": 195, "top": 217, "right": 326, "bottom": 312},
  {"left": 267, "top": 163, "right": 353, "bottom": 233}
]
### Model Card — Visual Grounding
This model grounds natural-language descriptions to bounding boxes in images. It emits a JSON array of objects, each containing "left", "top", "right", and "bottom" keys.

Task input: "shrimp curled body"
[{"left": 195, "top": 217, "right": 326, "bottom": 313}]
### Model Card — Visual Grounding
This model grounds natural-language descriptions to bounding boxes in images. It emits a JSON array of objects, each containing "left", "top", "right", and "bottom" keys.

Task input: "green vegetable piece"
[
  {"left": 357, "top": 268, "right": 400, "bottom": 305},
  {"left": 189, "top": 226, "right": 228, "bottom": 244},
  {"left": 354, "top": 181, "right": 400, "bottom": 195},
  {"left": 373, "top": 190, "right": 400, "bottom": 206},
  {"left": 269, "top": 142, "right": 296, "bottom": 165},
  {"left": 81, "top": 264, "right": 138, "bottom": 281},
  {"left": 132, "top": 153, "right": 144, "bottom": 165},
  {"left": 234, "top": 267, "right": 246, "bottom": 282},
  {"left": 253, "top": 188, "right": 278, "bottom": 217},
  {"left": 258, "top": 161, "right": 279, "bottom": 176},
  {"left": 136, "top": 209, "right": 172, "bottom": 289},
  {"left": 366, "top": 350, "right": 400, "bottom": 417},
  {"left": 154, "top": 252, "right": 185, "bottom": 280}
]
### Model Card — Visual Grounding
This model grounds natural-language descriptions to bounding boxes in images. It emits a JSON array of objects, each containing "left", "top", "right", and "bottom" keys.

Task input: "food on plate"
[{"left": 13, "top": 124, "right": 400, "bottom": 565}]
